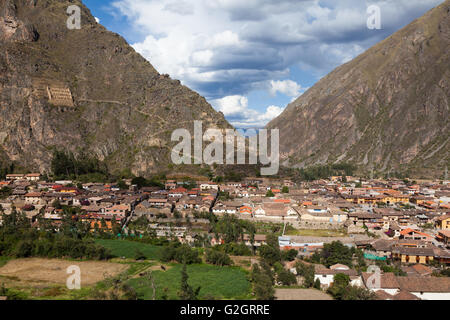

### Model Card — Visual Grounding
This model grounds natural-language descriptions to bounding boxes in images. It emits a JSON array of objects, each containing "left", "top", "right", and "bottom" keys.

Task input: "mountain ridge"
[
  {"left": 266, "top": 0, "right": 449, "bottom": 178},
  {"left": 0, "top": 0, "right": 231, "bottom": 176}
]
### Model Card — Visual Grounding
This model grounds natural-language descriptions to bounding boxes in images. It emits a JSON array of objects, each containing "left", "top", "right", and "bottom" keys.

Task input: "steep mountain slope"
[
  {"left": 267, "top": 0, "right": 449, "bottom": 177},
  {"left": 0, "top": 0, "right": 230, "bottom": 176}
]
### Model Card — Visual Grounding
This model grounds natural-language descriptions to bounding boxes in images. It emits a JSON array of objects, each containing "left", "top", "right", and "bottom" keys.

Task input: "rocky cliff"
[
  {"left": 267, "top": 0, "right": 450, "bottom": 177},
  {"left": 0, "top": 0, "right": 230, "bottom": 176}
]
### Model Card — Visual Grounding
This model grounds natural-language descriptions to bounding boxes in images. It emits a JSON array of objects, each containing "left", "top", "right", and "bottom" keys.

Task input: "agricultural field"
[
  {"left": 0, "top": 258, "right": 128, "bottom": 285},
  {"left": 127, "top": 263, "right": 252, "bottom": 300},
  {"left": 0, "top": 240, "right": 254, "bottom": 300},
  {"left": 95, "top": 239, "right": 163, "bottom": 260},
  {"left": 0, "top": 257, "right": 130, "bottom": 300}
]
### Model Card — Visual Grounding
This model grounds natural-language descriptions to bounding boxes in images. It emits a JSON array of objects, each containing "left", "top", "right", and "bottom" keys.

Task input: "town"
[{"left": 0, "top": 171, "right": 449, "bottom": 300}]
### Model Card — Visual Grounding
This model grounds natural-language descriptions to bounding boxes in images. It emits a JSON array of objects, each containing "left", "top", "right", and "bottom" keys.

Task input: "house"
[
  {"left": 165, "top": 180, "right": 177, "bottom": 190},
  {"left": 6, "top": 174, "right": 25, "bottom": 181},
  {"left": 104, "top": 204, "right": 130, "bottom": 218},
  {"left": 395, "top": 277, "right": 450, "bottom": 300},
  {"left": 239, "top": 205, "right": 253, "bottom": 216},
  {"left": 436, "top": 214, "right": 450, "bottom": 230},
  {"left": 370, "top": 239, "right": 395, "bottom": 258},
  {"left": 25, "top": 173, "right": 41, "bottom": 181},
  {"left": 168, "top": 187, "right": 187, "bottom": 198},
  {"left": 243, "top": 234, "right": 267, "bottom": 247},
  {"left": 200, "top": 182, "right": 219, "bottom": 191},
  {"left": 437, "top": 229, "right": 450, "bottom": 248},
  {"left": 314, "top": 267, "right": 361, "bottom": 289},
  {"left": 362, "top": 272, "right": 400, "bottom": 295},
  {"left": 401, "top": 264, "right": 433, "bottom": 277},
  {"left": 391, "top": 246, "right": 436, "bottom": 264},
  {"left": 254, "top": 203, "right": 298, "bottom": 220},
  {"left": 399, "top": 228, "right": 433, "bottom": 242},
  {"left": 24, "top": 192, "right": 43, "bottom": 205}
]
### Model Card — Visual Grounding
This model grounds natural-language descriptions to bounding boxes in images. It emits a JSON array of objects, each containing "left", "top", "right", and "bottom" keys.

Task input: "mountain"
[
  {"left": 267, "top": 1, "right": 449, "bottom": 178},
  {"left": 0, "top": 0, "right": 230, "bottom": 176}
]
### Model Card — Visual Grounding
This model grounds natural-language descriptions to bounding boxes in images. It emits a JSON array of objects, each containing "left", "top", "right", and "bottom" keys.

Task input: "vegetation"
[
  {"left": 160, "top": 243, "right": 201, "bottom": 264},
  {"left": 50, "top": 150, "right": 109, "bottom": 181},
  {"left": 295, "top": 163, "right": 357, "bottom": 181},
  {"left": 0, "top": 209, "right": 111, "bottom": 260},
  {"left": 213, "top": 243, "right": 252, "bottom": 256},
  {"left": 250, "top": 263, "right": 275, "bottom": 300},
  {"left": 277, "top": 269, "right": 297, "bottom": 286},
  {"left": 128, "top": 264, "right": 251, "bottom": 300},
  {"left": 309, "top": 241, "right": 353, "bottom": 268},
  {"left": 327, "top": 274, "right": 374, "bottom": 300},
  {"left": 178, "top": 263, "right": 200, "bottom": 300},
  {"left": 258, "top": 235, "right": 281, "bottom": 265},
  {"left": 0, "top": 187, "right": 12, "bottom": 199},
  {"left": 295, "top": 261, "right": 315, "bottom": 288},
  {"left": 265, "top": 190, "right": 275, "bottom": 197},
  {"left": 205, "top": 249, "right": 233, "bottom": 266},
  {"left": 211, "top": 214, "right": 255, "bottom": 244}
]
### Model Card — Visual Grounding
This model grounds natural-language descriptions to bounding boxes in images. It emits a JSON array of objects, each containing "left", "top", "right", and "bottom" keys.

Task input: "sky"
[{"left": 83, "top": 0, "right": 444, "bottom": 129}]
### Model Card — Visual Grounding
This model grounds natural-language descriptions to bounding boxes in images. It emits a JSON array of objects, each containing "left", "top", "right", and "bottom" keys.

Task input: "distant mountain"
[
  {"left": 267, "top": 1, "right": 449, "bottom": 178},
  {"left": 0, "top": 0, "right": 230, "bottom": 176}
]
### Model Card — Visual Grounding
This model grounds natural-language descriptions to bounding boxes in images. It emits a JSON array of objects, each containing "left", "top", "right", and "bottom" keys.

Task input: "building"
[
  {"left": 436, "top": 214, "right": 450, "bottom": 230},
  {"left": 314, "top": 268, "right": 361, "bottom": 289}
]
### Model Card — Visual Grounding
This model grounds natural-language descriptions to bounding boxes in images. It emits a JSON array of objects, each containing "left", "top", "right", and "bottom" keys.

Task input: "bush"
[
  {"left": 205, "top": 250, "right": 233, "bottom": 266},
  {"left": 161, "top": 243, "right": 201, "bottom": 264},
  {"left": 281, "top": 249, "right": 298, "bottom": 261},
  {"left": 134, "top": 249, "right": 146, "bottom": 261},
  {"left": 277, "top": 269, "right": 297, "bottom": 286}
]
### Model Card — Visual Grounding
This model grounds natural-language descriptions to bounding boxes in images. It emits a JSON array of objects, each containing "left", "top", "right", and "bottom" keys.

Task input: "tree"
[
  {"left": 117, "top": 180, "right": 128, "bottom": 190},
  {"left": 266, "top": 190, "right": 275, "bottom": 197},
  {"left": 341, "top": 285, "right": 375, "bottom": 300},
  {"left": 295, "top": 262, "right": 315, "bottom": 288},
  {"left": 251, "top": 264, "right": 275, "bottom": 300},
  {"left": 259, "top": 234, "right": 281, "bottom": 265},
  {"left": 327, "top": 273, "right": 350, "bottom": 300},
  {"left": 205, "top": 249, "right": 233, "bottom": 266},
  {"left": 277, "top": 269, "right": 297, "bottom": 286},
  {"left": 281, "top": 186, "right": 289, "bottom": 193},
  {"left": 281, "top": 249, "right": 298, "bottom": 261},
  {"left": 314, "top": 278, "right": 321, "bottom": 290},
  {"left": 319, "top": 241, "right": 353, "bottom": 267},
  {"left": 178, "top": 263, "right": 200, "bottom": 300}
]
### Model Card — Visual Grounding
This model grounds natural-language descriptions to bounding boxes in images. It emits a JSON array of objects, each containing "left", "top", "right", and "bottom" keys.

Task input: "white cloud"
[
  {"left": 269, "top": 80, "right": 303, "bottom": 97},
  {"left": 212, "top": 95, "right": 284, "bottom": 128},
  {"left": 110, "top": 0, "right": 444, "bottom": 125},
  {"left": 213, "top": 95, "right": 248, "bottom": 116},
  {"left": 95, "top": 17, "right": 100, "bottom": 23}
]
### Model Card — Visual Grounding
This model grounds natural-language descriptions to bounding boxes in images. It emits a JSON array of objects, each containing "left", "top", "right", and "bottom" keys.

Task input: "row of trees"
[
  {"left": 160, "top": 243, "right": 202, "bottom": 264},
  {"left": 295, "top": 162, "right": 357, "bottom": 181},
  {"left": 0, "top": 209, "right": 111, "bottom": 260}
]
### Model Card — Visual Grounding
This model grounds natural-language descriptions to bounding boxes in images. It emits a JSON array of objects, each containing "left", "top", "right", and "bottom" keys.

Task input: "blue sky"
[{"left": 83, "top": 0, "right": 444, "bottom": 128}]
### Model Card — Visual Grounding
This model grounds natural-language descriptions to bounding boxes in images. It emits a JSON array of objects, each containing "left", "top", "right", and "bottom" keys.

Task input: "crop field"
[
  {"left": 127, "top": 263, "right": 252, "bottom": 300},
  {"left": 95, "top": 239, "right": 163, "bottom": 260},
  {"left": 0, "top": 258, "right": 128, "bottom": 286}
]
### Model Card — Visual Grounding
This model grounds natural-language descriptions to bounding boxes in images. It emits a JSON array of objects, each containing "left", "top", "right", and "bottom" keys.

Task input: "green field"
[
  {"left": 127, "top": 264, "right": 252, "bottom": 300},
  {"left": 285, "top": 229, "right": 347, "bottom": 237},
  {"left": 95, "top": 239, "right": 163, "bottom": 260}
]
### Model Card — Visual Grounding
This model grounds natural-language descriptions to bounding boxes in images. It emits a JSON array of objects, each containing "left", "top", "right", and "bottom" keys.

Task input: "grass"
[
  {"left": 0, "top": 256, "right": 10, "bottom": 268},
  {"left": 127, "top": 263, "right": 252, "bottom": 300},
  {"left": 95, "top": 239, "right": 163, "bottom": 260}
]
